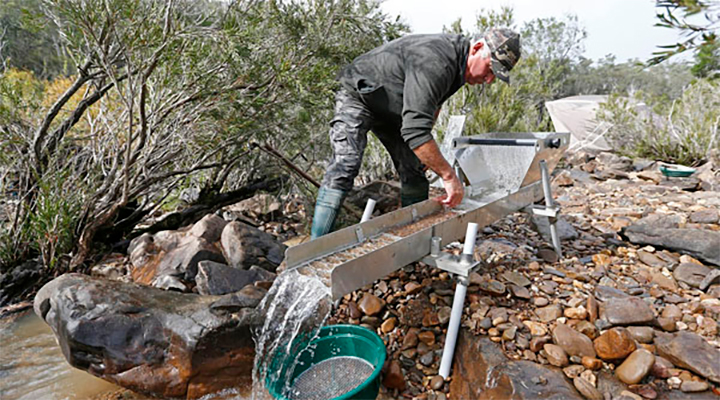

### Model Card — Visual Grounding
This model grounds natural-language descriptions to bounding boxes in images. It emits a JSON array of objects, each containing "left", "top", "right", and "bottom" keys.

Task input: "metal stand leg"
[
  {"left": 360, "top": 198, "right": 376, "bottom": 223},
  {"left": 540, "top": 160, "right": 562, "bottom": 259},
  {"left": 439, "top": 222, "right": 478, "bottom": 379}
]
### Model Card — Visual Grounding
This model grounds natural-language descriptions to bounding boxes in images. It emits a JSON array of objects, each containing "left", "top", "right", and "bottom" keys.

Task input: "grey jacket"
[{"left": 338, "top": 34, "right": 470, "bottom": 149}]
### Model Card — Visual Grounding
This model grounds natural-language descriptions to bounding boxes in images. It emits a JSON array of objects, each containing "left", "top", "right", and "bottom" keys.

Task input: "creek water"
[{"left": 0, "top": 310, "right": 120, "bottom": 400}]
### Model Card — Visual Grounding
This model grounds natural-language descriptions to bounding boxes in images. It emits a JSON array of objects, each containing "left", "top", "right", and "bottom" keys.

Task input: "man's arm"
[{"left": 413, "top": 140, "right": 464, "bottom": 207}]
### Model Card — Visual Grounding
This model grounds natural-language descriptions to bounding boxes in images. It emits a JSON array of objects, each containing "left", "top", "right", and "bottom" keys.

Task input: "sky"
[{"left": 379, "top": 0, "right": 689, "bottom": 63}]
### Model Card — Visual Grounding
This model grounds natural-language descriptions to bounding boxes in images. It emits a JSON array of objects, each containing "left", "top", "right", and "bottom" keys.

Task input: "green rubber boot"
[
  {"left": 401, "top": 181, "right": 429, "bottom": 207},
  {"left": 311, "top": 186, "right": 348, "bottom": 239}
]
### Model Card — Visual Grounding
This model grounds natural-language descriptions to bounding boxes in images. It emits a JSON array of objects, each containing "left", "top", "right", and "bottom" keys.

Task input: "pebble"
[
  {"left": 533, "top": 297, "right": 549, "bottom": 307},
  {"left": 402, "top": 332, "right": 418, "bottom": 350},
  {"left": 524, "top": 321, "right": 548, "bottom": 337},
  {"left": 564, "top": 306, "right": 587, "bottom": 320},
  {"left": 626, "top": 326, "right": 654, "bottom": 344},
  {"left": 530, "top": 336, "right": 551, "bottom": 352},
  {"left": 543, "top": 344, "right": 569, "bottom": 367},
  {"left": 563, "top": 364, "right": 585, "bottom": 379},
  {"left": 358, "top": 294, "right": 385, "bottom": 316},
  {"left": 430, "top": 375, "right": 444, "bottom": 390},
  {"left": 593, "top": 327, "right": 637, "bottom": 361},
  {"left": 582, "top": 356, "right": 602, "bottom": 370},
  {"left": 382, "top": 360, "right": 406, "bottom": 390},
  {"left": 552, "top": 323, "right": 596, "bottom": 358},
  {"left": 615, "top": 349, "right": 655, "bottom": 384},
  {"left": 418, "top": 331, "right": 435, "bottom": 346},
  {"left": 502, "top": 326, "right": 517, "bottom": 341},
  {"left": 536, "top": 305, "right": 562, "bottom": 323},
  {"left": 405, "top": 282, "right": 423, "bottom": 295},
  {"left": 574, "top": 377, "right": 603, "bottom": 400},
  {"left": 680, "top": 380, "right": 709, "bottom": 392},
  {"left": 575, "top": 320, "right": 599, "bottom": 340},
  {"left": 381, "top": 317, "right": 397, "bottom": 333},
  {"left": 602, "top": 297, "right": 654, "bottom": 326}
]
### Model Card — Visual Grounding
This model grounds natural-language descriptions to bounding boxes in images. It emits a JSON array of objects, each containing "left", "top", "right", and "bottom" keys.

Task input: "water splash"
[{"left": 251, "top": 269, "right": 332, "bottom": 400}]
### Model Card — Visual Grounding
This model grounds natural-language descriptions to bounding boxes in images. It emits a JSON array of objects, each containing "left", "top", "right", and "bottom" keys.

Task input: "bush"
[{"left": 598, "top": 79, "right": 720, "bottom": 166}]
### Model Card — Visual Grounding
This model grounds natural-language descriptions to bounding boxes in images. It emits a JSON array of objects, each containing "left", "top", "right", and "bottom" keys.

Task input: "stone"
[
  {"left": 509, "top": 284, "right": 531, "bottom": 300},
  {"left": 674, "top": 263, "right": 712, "bottom": 288},
  {"left": 564, "top": 306, "right": 587, "bottom": 320},
  {"left": 405, "top": 281, "right": 423, "bottom": 295},
  {"left": 524, "top": 321, "right": 549, "bottom": 337},
  {"left": 381, "top": 318, "right": 397, "bottom": 333},
  {"left": 638, "top": 250, "right": 669, "bottom": 268},
  {"left": 680, "top": 380, "right": 709, "bottom": 393},
  {"left": 690, "top": 209, "right": 719, "bottom": 224},
  {"left": 220, "top": 221, "right": 287, "bottom": 271},
  {"left": 657, "top": 317, "right": 678, "bottom": 332},
  {"left": 594, "top": 286, "right": 629, "bottom": 302},
  {"left": 530, "top": 336, "right": 551, "bottom": 352},
  {"left": 502, "top": 271, "right": 531, "bottom": 287},
  {"left": 552, "top": 324, "right": 596, "bottom": 358},
  {"left": 602, "top": 297, "right": 654, "bottom": 326},
  {"left": 563, "top": 365, "right": 585, "bottom": 379},
  {"left": 420, "top": 351, "right": 434, "bottom": 366},
  {"left": 358, "top": 294, "right": 385, "bottom": 316},
  {"left": 626, "top": 327, "right": 654, "bottom": 344},
  {"left": 195, "top": 260, "right": 263, "bottom": 296},
  {"left": 189, "top": 214, "right": 228, "bottom": 242},
  {"left": 383, "top": 360, "right": 406, "bottom": 390},
  {"left": 699, "top": 270, "right": 720, "bottom": 291},
  {"left": 655, "top": 331, "right": 720, "bottom": 383},
  {"left": 651, "top": 356, "right": 674, "bottom": 379},
  {"left": 615, "top": 349, "right": 655, "bottom": 385},
  {"left": 450, "top": 331, "right": 582, "bottom": 399},
  {"left": 621, "top": 222, "right": 720, "bottom": 267},
  {"left": 538, "top": 248, "right": 559, "bottom": 264},
  {"left": 536, "top": 305, "right": 563, "bottom": 323},
  {"left": 149, "top": 237, "right": 227, "bottom": 286},
  {"left": 661, "top": 304, "right": 682, "bottom": 320},
  {"left": 531, "top": 215, "right": 579, "bottom": 242},
  {"left": 587, "top": 295, "right": 598, "bottom": 323},
  {"left": 543, "top": 344, "right": 569, "bottom": 367},
  {"left": 651, "top": 272, "right": 678, "bottom": 291},
  {"left": 33, "top": 273, "right": 260, "bottom": 399},
  {"left": 430, "top": 375, "right": 444, "bottom": 390},
  {"left": 402, "top": 332, "right": 418, "bottom": 350},
  {"left": 534, "top": 297, "right": 549, "bottom": 307},
  {"left": 582, "top": 356, "right": 603, "bottom": 370},
  {"left": 593, "top": 328, "right": 637, "bottom": 362},
  {"left": 575, "top": 320, "right": 599, "bottom": 340},
  {"left": 478, "top": 280, "right": 506, "bottom": 296},
  {"left": 418, "top": 331, "right": 436, "bottom": 346},
  {"left": 574, "top": 377, "right": 603, "bottom": 400},
  {"left": 438, "top": 306, "right": 452, "bottom": 324},
  {"left": 399, "top": 296, "right": 430, "bottom": 327},
  {"left": 503, "top": 326, "right": 518, "bottom": 341}
]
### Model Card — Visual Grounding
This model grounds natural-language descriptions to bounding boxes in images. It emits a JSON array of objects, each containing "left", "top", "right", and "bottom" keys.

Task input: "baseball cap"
[{"left": 484, "top": 28, "right": 521, "bottom": 83}]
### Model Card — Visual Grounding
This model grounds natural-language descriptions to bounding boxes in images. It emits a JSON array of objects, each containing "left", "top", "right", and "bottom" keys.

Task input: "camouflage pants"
[{"left": 321, "top": 89, "right": 428, "bottom": 195}]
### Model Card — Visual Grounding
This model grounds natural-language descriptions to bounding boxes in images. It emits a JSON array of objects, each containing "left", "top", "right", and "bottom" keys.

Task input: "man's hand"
[
  {"left": 412, "top": 139, "right": 464, "bottom": 208},
  {"left": 440, "top": 172, "right": 464, "bottom": 207}
]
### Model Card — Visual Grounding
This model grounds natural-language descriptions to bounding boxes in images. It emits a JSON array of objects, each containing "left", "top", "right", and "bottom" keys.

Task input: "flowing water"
[
  {"left": 0, "top": 311, "right": 121, "bottom": 400},
  {"left": 251, "top": 269, "right": 332, "bottom": 400}
]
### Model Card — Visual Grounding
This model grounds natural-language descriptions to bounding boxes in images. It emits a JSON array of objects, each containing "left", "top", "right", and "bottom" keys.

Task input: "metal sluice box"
[{"left": 285, "top": 130, "right": 569, "bottom": 300}]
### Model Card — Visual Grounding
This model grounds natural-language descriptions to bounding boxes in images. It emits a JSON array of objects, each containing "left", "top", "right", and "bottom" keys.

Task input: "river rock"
[
  {"left": 690, "top": 209, "right": 719, "bottom": 224},
  {"left": 478, "top": 280, "right": 506, "bottom": 296},
  {"left": 450, "top": 331, "right": 583, "bottom": 399},
  {"left": 195, "top": 261, "right": 264, "bottom": 296},
  {"left": 34, "top": 273, "right": 262, "bottom": 399},
  {"left": 655, "top": 331, "right": 720, "bottom": 383},
  {"left": 615, "top": 349, "right": 655, "bottom": 385},
  {"left": 699, "top": 270, "right": 720, "bottom": 291},
  {"left": 626, "top": 327, "right": 654, "bottom": 344},
  {"left": 502, "top": 271, "right": 531, "bottom": 287},
  {"left": 552, "top": 324, "right": 596, "bottom": 358},
  {"left": 152, "top": 236, "right": 227, "bottom": 285},
  {"left": 536, "top": 305, "right": 563, "bottom": 323},
  {"left": 530, "top": 215, "right": 579, "bottom": 242},
  {"left": 673, "top": 263, "right": 712, "bottom": 288},
  {"left": 621, "top": 222, "right": 720, "bottom": 267},
  {"left": 594, "top": 286, "right": 628, "bottom": 302},
  {"left": 593, "top": 328, "right": 637, "bottom": 362},
  {"left": 574, "top": 377, "right": 603, "bottom": 400},
  {"left": 358, "top": 293, "right": 385, "bottom": 316},
  {"left": 220, "top": 221, "right": 286, "bottom": 271},
  {"left": 544, "top": 344, "right": 569, "bottom": 367},
  {"left": 383, "top": 360, "right": 406, "bottom": 390},
  {"left": 680, "top": 380, "right": 710, "bottom": 393},
  {"left": 601, "top": 297, "right": 654, "bottom": 326}
]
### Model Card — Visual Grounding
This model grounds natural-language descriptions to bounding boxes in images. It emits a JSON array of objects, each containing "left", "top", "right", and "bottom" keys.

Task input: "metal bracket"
[
  {"left": 422, "top": 237, "right": 481, "bottom": 277},
  {"left": 355, "top": 227, "right": 365, "bottom": 243},
  {"left": 531, "top": 205, "right": 560, "bottom": 218}
]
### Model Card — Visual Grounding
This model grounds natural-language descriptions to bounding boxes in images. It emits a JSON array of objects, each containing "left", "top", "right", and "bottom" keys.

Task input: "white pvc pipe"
[
  {"left": 462, "top": 222, "right": 479, "bottom": 256},
  {"left": 360, "top": 198, "right": 377, "bottom": 223},
  {"left": 439, "top": 277, "right": 468, "bottom": 379}
]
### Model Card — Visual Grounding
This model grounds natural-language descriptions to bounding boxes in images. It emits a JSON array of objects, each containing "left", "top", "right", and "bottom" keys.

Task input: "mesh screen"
[{"left": 287, "top": 356, "right": 374, "bottom": 400}]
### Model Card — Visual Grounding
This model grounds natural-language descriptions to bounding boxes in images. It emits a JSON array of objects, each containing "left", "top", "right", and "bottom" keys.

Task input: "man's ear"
[{"left": 470, "top": 41, "right": 484, "bottom": 55}]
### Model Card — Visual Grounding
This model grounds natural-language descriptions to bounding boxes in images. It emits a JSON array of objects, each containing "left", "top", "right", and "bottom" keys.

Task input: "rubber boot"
[
  {"left": 401, "top": 181, "right": 429, "bottom": 207},
  {"left": 311, "top": 186, "right": 348, "bottom": 239}
]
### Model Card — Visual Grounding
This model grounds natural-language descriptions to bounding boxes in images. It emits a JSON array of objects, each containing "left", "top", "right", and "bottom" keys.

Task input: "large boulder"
[
  {"left": 34, "top": 273, "right": 265, "bottom": 399},
  {"left": 655, "top": 331, "right": 720, "bottom": 384},
  {"left": 220, "top": 221, "right": 286, "bottom": 271},
  {"left": 621, "top": 216, "right": 720, "bottom": 267},
  {"left": 450, "top": 330, "right": 582, "bottom": 399}
]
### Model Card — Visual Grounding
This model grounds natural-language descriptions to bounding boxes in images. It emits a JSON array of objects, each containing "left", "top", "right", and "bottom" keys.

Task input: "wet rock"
[
  {"left": 621, "top": 222, "right": 720, "bottom": 267},
  {"left": 381, "top": 317, "right": 397, "bottom": 333},
  {"left": 594, "top": 328, "right": 637, "bottom": 362},
  {"left": 450, "top": 331, "right": 582, "bottom": 399},
  {"left": 615, "top": 349, "right": 655, "bottom": 385},
  {"left": 220, "top": 221, "right": 286, "bottom": 271},
  {"left": 673, "top": 263, "right": 712, "bottom": 288},
  {"left": 383, "top": 360, "right": 406, "bottom": 390},
  {"left": 602, "top": 297, "right": 654, "bottom": 326},
  {"left": 195, "top": 261, "right": 264, "bottom": 296},
  {"left": 626, "top": 327, "right": 654, "bottom": 344},
  {"left": 552, "top": 324, "right": 596, "bottom": 358},
  {"left": 655, "top": 331, "right": 720, "bottom": 383},
  {"left": 574, "top": 377, "right": 603, "bottom": 400},
  {"left": 34, "top": 273, "right": 259, "bottom": 399},
  {"left": 536, "top": 305, "right": 563, "bottom": 323},
  {"left": 544, "top": 344, "right": 569, "bottom": 367},
  {"left": 150, "top": 237, "right": 227, "bottom": 286},
  {"left": 358, "top": 293, "right": 385, "bottom": 316}
]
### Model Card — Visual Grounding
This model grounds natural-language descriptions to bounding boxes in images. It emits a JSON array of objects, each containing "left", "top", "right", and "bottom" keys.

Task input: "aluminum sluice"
[{"left": 285, "top": 126, "right": 570, "bottom": 377}]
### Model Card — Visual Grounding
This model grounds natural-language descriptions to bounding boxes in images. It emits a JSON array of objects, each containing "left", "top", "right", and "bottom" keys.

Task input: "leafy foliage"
[{"left": 650, "top": 0, "right": 719, "bottom": 65}]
